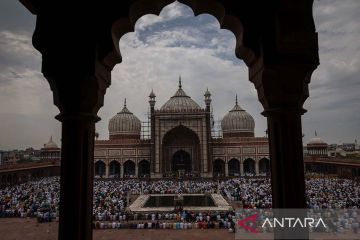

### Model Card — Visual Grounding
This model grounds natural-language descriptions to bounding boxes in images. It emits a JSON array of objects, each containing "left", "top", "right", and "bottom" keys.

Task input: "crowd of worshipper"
[
  {"left": 162, "top": 171, "right": 201, "bottom": 178},
  {"left": 0, "top": 177, "right": 59, "bottom": 222},
  {"left": 1, "top": 174, "right": 360, "bottom": 227},
  {"left": 93, "top": 211, "right": 237, "bottom": 231}
]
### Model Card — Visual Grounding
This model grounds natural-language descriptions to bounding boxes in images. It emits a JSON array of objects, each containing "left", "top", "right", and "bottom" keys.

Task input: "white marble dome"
[
  {"left": 307, "top": 132, "right": 327, "bottom": 145},
  {"left": 44, "top": 136, "right": 58, "bottom": 149},
  {"left": 308, "top": 137, "right": 326, "bottom": 145},
  {"left": 160, "top": 78, "right": 201, "bottom": 112},
  {"left": 308, "top": 133, "right": 327, "bottom": 145},
  {"left": 221, "top": 97, "right": 255, "bottom": 135},
  {"left": 108, "top": 100, "right": 141, "bottom": 137}
]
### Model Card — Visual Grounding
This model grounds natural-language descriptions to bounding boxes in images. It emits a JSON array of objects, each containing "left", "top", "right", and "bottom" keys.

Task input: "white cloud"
[
  {"left": 134, "top": 1, "right": 193, "bottom": 31},
  {"left": 0, "top": 30, "right": 39, "bottom": 57}
]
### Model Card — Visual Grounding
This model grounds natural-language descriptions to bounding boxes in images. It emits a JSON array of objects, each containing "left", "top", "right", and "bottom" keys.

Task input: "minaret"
[
  {"left": 204, "top": 87, "right": 211, "bottom": 112},
  {"left": 149, "top": 89, "right": 156, "bottom": 110},
  {"left": 148, "top": 89, "right": 156, "bottom": 176},
  {"left": 204, "top": 88, "right": 212, "bottom": 177}
]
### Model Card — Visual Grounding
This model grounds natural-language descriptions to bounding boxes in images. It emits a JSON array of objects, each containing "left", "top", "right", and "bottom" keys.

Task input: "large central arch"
[{"left": 162, "top": 125, "right": 200, "bottom": 174}]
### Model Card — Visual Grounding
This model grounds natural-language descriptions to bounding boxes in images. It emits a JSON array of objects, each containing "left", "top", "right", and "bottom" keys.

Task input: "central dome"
[{"left": 160, "top": 77, "right": 201, "bottom": 112}]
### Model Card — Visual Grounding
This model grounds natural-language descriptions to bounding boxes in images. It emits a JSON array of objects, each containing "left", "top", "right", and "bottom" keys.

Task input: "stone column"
[
  {"left": 240, "top": 162, "right": 244, "bottom": 176},
  {"left": 120, "top": 164, "right": 123, "bottom": 178},
  {"left": 252, "top": 62, "right": 318, "bottom": 239},
  {"left": 225, "top": 162, "right": 229, "bottom": 177},
  {"left": 56, "top": 111, "right": 99, "bottom": 240},
  {"left": 105, "top": 163, "right": 109, "bottom": 178},
  {"left": 43, "top": 60, "right": 110, "bottom": 240},
  {"left": 265, "top": 109, "right": 308, "bottom": 207},
  {"left": 255, "top": 161, "right": 259, "bottom": 176},
  {"left": 251, "top": 61, "right": 318, "bottom": 211},
  {"left": 135, "top": 162, "right": 139, "bottom": 178}
]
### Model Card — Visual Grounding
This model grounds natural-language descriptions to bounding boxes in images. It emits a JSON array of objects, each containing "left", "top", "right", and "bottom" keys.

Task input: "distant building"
[
  {"left": 40, "top": 136, "right": 61, "bottom": 161},
  {"left": 341, "top": 143, "right": 356, "bottom": 152},
  {"left": 0, "top": 151, "right": 4, "bottom": 165},
  {"left": 328, "top": 144, "right": 337, "bottom": 151},
  {"left": 21, "top": 147, "right": 41, "bottom": 162},
  {"left": 306, "top": 132, "right": 328, "bottom": 157},
  {"left": 2, "top": 150, "right": 20, "bottom": 164}
]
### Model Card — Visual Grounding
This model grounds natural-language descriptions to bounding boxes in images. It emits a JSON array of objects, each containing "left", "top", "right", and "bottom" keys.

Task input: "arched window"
[
  {"left": 109, "top": 160, "right": 120, "bottom": 177},
  {"left": 138, "top": 160, "right": 150, "bottom": 178},
  {"left": 243, "top": 158, "right": 255, "bottom": 175},
  {"left": 95, "top": 161, "right": 106, "bottom": 177},
  {"left": 259, "top": 158, "right": 270, "bottom": 176},
  {"left": 124, "top": 160, "right": 135, "bottom": 177},
  {"left": 228, "top": 158, "right": 240, "bottom": 176},
  {"left": 213, "top": 159, "right": 225, "bottom": 177}
]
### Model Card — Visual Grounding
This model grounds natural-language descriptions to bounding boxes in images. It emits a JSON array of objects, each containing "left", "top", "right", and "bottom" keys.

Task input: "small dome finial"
[
  {"left": 235, "top": 94, "right": 238, "bottom": 105},
  {"left": 50, "top": 136, "right": 53, "bottom": 142},
  {"left": 149, "top": 89, "right": 156, "bottom": 98},
  {"left": 124, "top": 98, "right": 127, "bottom": 107},
  {"left": 315, "top": 130, "right": 317, "bottom": 137},
  {"left": 204, "top": 87, "right": 211, "bottom": 97},
  {"left": 179, "top": 75, "right": 182, "bottom": 89}
]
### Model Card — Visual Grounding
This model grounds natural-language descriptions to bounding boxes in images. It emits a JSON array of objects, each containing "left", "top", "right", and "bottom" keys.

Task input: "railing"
[
  {"left": 304, "top": 156, "right": 360, "bottom": 166},
  {"left": 0, "top": 160, "right": 60, "bottom": 171}
]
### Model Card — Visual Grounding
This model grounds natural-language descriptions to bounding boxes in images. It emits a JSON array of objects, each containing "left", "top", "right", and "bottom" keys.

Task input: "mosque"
[{"left": 94, "top": 77, "right": 270, "bottom": 179}]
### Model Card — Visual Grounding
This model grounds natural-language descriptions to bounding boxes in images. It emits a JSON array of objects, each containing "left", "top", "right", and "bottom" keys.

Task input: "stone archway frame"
[
  {"left": 106, "top": 0, "right": 258, "bottom": 71},
  {"left": 21, "top": 0, "right": 319, "bottom": 239}
]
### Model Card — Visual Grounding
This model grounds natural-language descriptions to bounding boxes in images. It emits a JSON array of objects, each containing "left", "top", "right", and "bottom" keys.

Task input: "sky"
[{"left": 0, "top": 0, "right": 359, "bottom": 150}]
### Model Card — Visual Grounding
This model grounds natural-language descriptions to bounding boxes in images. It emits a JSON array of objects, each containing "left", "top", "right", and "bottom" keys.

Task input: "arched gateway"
[{"left": 162, "top": 125, "right": 200, "bottom": 175}]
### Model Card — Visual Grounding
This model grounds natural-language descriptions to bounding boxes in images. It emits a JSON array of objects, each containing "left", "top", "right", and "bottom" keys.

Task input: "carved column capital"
[
  {"left": 44, "top": 61, "right": 111, "bottom": 119},
  {"left": 249, "top": 60, "right": 318, "bottom": 113}
]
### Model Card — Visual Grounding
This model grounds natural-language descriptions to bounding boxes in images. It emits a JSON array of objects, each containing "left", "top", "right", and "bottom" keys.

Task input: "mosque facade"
[{"left": 94, "top": 78, "right": 270, "bottom": 179}]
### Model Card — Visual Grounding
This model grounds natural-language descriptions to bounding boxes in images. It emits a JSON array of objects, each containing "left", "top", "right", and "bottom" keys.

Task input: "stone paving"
[{"left": 0, "top": 218, "right": 236, "bottom": 240}]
